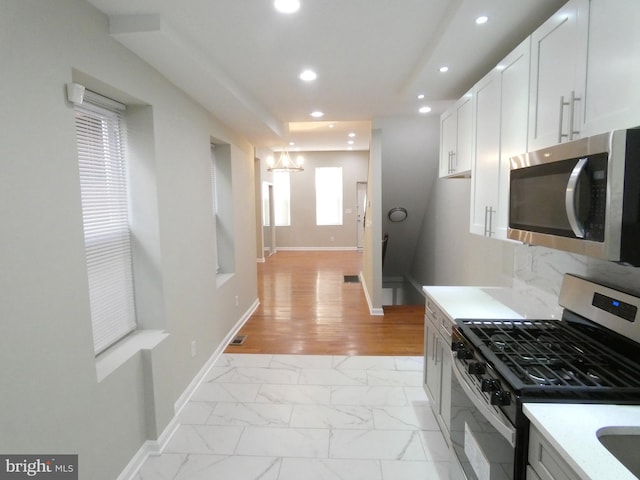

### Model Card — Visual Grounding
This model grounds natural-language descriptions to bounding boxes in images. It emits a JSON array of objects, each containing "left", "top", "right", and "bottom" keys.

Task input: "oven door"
[{"left": 449, "top": 349, "right": 517, "bottom": 480}]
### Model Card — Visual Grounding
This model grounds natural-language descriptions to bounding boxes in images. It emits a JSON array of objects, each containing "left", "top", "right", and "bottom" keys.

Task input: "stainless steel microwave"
[{"left": 508, "top": 128, "right": 640, "bottom": 266}]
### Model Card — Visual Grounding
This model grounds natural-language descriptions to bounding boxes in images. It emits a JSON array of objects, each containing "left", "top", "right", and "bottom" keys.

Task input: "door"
[
  {"left": 528, "top": 0, "right": 589, "bottom": 151},
  {"left": 470, "top": 69, "right": 501, "bottom": 237},
  {"left": 356, "top": 181, "right": 367, "bottom": 249}
]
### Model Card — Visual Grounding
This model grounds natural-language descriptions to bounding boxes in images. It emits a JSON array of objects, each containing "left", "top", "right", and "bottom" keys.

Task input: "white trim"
[
  {"left": 275, "top": 246, "right": 359, "bottom": 251},
  {"left": 116, "top": 298, "right": 259, "bottom": 480},
  {"left": 115, "top": 420, "right": 180, "bottom": 480},
  {"left": 173, "top": 298, "right": 259, "bottom": 414},
  {"left": 360, "top": 272, "right": 384, "bottom": 316}
]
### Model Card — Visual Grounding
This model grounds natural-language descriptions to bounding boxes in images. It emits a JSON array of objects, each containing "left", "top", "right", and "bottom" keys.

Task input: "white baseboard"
[
  {"left": 360, "top": 272, "right": 384, "bottom": 316},
  {"left": 173, "top": 298, "right": 260, "bottom": 414},
  {"left": 275, "top": 246, "right": 359, "bottom": 251},
  {"left": 116, "top": 298, "right": 260, "bottom": 480}
]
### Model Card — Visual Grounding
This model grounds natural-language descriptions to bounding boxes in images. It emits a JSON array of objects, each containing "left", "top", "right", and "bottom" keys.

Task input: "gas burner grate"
[{"left": 461, "top": 319, "right": 640, "bottom": 391}]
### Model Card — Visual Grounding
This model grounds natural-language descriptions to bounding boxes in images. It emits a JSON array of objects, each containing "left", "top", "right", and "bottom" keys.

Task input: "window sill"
[
  {"left": 96, "top": 330, "right": 169, "bottom": 382},
  {"left": 216, "top": 272, "right": 234, "bottom": 288}
]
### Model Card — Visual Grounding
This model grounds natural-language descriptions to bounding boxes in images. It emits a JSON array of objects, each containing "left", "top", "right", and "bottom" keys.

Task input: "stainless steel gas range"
[{"left": 448, "top": 274, "right": 640, "bottom": 480}]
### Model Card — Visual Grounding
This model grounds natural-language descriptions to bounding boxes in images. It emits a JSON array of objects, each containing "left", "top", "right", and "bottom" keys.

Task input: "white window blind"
[
  {"left": 315, "top": 167, "right": 343, "bottom": 225},
  {"left": 74, "top": 92, "right": 136, "bottom": 355}
]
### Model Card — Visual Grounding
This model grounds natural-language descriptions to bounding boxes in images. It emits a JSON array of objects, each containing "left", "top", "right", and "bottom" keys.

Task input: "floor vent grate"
[
  {"left": 344, "top": 275, "right": 360, "bottom": 283},
  {"left": 229, "top": 335, "right": 247, "bottom": 346}
]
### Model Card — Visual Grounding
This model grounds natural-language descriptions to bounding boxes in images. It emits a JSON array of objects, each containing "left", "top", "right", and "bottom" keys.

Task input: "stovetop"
[{"left": 457, "top": 316, "right": 640, "bottom": 399}]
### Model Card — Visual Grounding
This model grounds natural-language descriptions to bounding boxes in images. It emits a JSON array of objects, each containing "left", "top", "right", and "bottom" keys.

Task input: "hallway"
[{"left": 225, "top": 251, "right": 425, "bottom": 356}]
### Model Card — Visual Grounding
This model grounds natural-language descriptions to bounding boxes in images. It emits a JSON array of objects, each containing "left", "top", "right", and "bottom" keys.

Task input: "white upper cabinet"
[
  {"left": 497, "top": 38, "right": 531, "bottom": 239},
  {"left": 439, "top": 93, "right": 473, "bottom": 178},
  {"left": 528, "top": 0, "right": 589, "bottom": 151},
  {"left": 583, "top": 0, "right": 640, "bottom": 135},
  {"left": 470, "top": 70, "right": 501, "bottom": 237},
  {"left": 470, "top": 38, "right": 530, "bottom": 239}
]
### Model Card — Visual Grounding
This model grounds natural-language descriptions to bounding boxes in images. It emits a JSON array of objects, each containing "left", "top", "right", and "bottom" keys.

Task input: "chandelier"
[{"left": 267, "top": 150, "right": 304, "bottom": 172}]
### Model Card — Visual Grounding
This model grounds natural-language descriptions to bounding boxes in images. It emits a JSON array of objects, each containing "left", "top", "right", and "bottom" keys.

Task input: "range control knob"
[
  {"left": 456, "top": 348, "right": 474, "bottom": 360},
  {"left": 490, "top": 391, "right": 512, "bottom": 406},
  {"left": 451, "top": 341, "right": 465, "bottom": 352},
  {"left": 468, "top": 362, "right": 486, "bottom": 375},
  {"left": 481, "top": 378, "right": 500, "bottom": 392}
]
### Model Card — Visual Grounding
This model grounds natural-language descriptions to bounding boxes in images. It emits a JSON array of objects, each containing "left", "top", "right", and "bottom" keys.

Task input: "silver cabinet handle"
[
  {"left": 483, "top": 206, "right": 495, "bottom": 237},
  {"left": 558, "top": 95, "right": 570, "bottom": 143},
  {"left": 451, "top": 151, "right": 456, "bottom": 173},
  {"left": 565, "top": 157, "right": 588, "bottom": 238},
  {"left": 488, "top": 206, "right": 494, "bottom": 237},
  {"left": 483, "top": 206, "right": 489, "bottom": 236},
  {"left": 569, "top": 90, "right": 581, "bottom": 141}
]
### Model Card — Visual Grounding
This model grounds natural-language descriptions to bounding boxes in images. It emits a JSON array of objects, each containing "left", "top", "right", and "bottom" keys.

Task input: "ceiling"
[{"left": 86, "top": 0, "right": 567, "bottom": 152}]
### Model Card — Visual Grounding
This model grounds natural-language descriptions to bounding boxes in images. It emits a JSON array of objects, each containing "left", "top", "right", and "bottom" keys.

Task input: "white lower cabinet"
[
  {"left": 528, "top": 426, "right": 580, "bottom": 480},
  {"left": 423, "top": 297, "right": 453, "bottom": 439}
]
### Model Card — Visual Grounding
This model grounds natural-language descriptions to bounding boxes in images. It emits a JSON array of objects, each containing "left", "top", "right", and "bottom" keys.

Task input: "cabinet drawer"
[{"left": 529, "top": 426, "right": 580, "bottom": 480}]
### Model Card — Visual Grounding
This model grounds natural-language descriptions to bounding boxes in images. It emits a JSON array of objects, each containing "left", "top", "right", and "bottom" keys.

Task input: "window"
[
  {"left": 210, "top": 143, "right": 235, "bottom": 277},
  {"left": 315, "top": 167, "right": 343, "bottom": 225},
  {"left": 273, "top": 171, "right": 291, "bottom": 226},
  {"left": 74, "top": 91, "right": 136, "bottom": 355}
]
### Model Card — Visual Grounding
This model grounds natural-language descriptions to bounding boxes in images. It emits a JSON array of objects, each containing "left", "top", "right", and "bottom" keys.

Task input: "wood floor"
[{"left": 225, "top": 250, "right": 425, "bottom": 356}]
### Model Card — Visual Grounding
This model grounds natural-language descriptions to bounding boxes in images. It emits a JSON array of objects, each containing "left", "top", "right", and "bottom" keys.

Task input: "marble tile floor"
[{"left": 134, "top": 354, "right": 449, "bottom": 480}]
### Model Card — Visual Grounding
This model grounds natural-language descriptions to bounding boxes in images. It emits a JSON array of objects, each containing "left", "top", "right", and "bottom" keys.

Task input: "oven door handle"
[
  {"left": 565, "top": 157, "right": 588, "bottom": 238},
  {"left": 450, "top": 353, "right": 516, "bottom": 447}
]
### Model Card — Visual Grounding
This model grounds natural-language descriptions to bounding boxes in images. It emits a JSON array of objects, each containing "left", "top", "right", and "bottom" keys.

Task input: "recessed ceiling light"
[
  {"left": 439, "top": 66, "right": 449, "bottom": 73},
  {"left": 328, "top": 124, "right": 334, "bottom": 128},
  {"left": 417, "top": 94, "right": 425, "bottom": 99},
  {"left": 289, "top": 141, "right": 295, "bottom": 146},
  {"left": 476, "top": 15, "right": 488, "bottom": 25},
  {"left": 419, "top": 106, "right": 432, "bottom": 114},
  {"left": 348, "top": 132, "right": 356, "bottom": 138},
  {"left": 348, "top": 140, "right": 354, "bottom": 145},
  {"left": 274, "top": 0, "right": 300, "bottom": 14},
  {"left": 299, "top": 69, "right": 317, "bottom": 81},
  {"left": 310, "top": 111, "right": 324, "bottom": 118}
]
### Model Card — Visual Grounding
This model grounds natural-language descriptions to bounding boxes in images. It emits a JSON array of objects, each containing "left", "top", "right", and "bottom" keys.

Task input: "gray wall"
[
  {"left": 377, "top": 115, "right": 440, "bottom": 277},
  {"left": 0, "top": 1, "right": 257, "bottom": 479},
  {"left": 274, "top": 150, "right": 369, "bottom": 249}
]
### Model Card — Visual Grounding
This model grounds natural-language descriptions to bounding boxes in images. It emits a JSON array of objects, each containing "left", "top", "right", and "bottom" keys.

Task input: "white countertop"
[
  {"left": 422, "top": 285, "right": 560, "bottom": 320},
  {"left": 524, "top": 403, "right": 640, "bottom": 480}
]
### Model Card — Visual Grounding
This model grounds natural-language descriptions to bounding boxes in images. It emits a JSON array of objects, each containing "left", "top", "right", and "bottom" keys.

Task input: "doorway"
[{"left": 262, "top": 182, "right": 276, "bottom": 256}]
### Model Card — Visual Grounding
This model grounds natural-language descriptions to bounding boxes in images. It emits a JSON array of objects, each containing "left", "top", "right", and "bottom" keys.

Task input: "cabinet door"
[
  {"left": 424, "top": 318, "right": 441, "bottom": 407},
  {"left": 496, "top": 38, "right": 530, "bottom": 239},
  {"left": 583, "top": 0, "right": 640, "bottom": 135},
  {"left": 439, "top": 108, "right": 457, "bottom": 177},
  {"left": 439, "top": 336, "right": 452, "bottom": 433},
  {"left": 528, "top": 0, "right": 589, "bottom": 151},
  {"left": 454, "top": 94, "right": 473, "bottom": 175},
  {"left": 470, "top": 70, "right": 501, "bottom": 237}
]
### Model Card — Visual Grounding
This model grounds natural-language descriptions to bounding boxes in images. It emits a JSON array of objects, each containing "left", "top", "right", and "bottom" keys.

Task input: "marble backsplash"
[{"left": 511, "top": 244, "right": 640, "bottom": 313}]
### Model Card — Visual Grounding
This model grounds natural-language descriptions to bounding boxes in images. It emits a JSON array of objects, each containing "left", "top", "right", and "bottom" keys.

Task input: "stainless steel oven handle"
[
  {"left": 450, "top": 351, "right": 516, "bottom": 447},
  {"left": 565, "top": 157, "right": 588, "bottom": 238}
]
